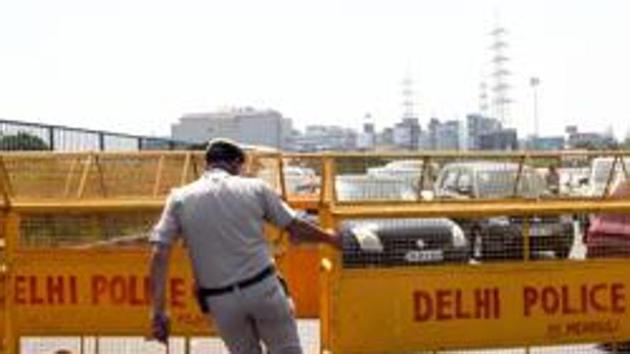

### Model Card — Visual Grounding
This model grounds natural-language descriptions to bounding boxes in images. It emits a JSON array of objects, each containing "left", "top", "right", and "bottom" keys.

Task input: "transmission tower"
[
  {"left": 402, "top": 75, "right": 416, "bottom": 120},
  {"left": 479, "top": 81, "right": 489, "bottom": 116},
  {"left": 490, "top": 26, "right": 512, "bottom": 126}
]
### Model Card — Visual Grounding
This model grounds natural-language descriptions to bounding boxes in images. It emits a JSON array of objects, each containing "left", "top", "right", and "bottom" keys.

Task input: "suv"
[{"left": 434, "top": 161, "right": 574, "bottom": 260}]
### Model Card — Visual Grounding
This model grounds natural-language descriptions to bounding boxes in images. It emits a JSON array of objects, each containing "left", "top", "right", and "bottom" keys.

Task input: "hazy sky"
[{"left": 1, "top": 0, "right": 629, "bottom": 139}]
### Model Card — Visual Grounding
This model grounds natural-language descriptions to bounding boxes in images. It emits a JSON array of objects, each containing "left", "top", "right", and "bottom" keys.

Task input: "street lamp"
[{"left": 530, "top": 77, "right": 540, "bottom": 138}]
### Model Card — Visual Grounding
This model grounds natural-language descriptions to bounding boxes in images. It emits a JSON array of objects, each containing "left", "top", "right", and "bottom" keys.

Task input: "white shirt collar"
[{"left": 204, "top": 168, "right": 231, "bottom": 178}]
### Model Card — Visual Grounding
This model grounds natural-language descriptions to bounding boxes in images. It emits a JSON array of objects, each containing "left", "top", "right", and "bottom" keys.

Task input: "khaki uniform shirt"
[{"left": 150, "top": 168, "right": 296, "bottom": 288}]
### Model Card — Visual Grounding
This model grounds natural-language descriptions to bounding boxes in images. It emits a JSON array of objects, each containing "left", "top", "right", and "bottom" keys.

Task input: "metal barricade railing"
[
  {"left": 1, "top": 197, "right": 324, "bottom": 354},
  {"left": 0, "top": 150, "right": 627, "bottom": 202},
  {"left": 1, "top": 150, "right": 630, "bottom": 353},
  {"left": 314, "top": 154, "right": 630, "bottom": 354}
]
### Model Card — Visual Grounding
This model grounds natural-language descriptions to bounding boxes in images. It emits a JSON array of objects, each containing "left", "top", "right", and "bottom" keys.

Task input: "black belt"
[
  {"left": 195, "top": 265, "right": 283, "bottom": 313},
  {"left": 198, "top": 265, "right": 276, "bottom": 297}
]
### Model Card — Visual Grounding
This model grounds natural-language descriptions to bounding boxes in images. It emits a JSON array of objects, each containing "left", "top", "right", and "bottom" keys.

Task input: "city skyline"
[{"left": 1, "top": 0, "right": 629, "bottom": 139}]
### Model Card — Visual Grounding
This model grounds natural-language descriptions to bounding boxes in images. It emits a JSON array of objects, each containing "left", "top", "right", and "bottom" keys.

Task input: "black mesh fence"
[{"left": 0, "top": 119, "right": 192, "bottom": 152}]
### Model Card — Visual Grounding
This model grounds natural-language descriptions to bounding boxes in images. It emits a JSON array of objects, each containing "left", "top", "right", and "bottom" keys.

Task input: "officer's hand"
[
  {"left": 327, "top": 229, "right": 343, "bottom": 250},
  {"left": 149, "top": 312, "right": 170, "bottom": 345}
]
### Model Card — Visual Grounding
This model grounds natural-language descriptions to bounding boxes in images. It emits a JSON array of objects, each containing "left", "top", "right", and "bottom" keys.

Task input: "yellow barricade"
[
  {"left": 11, "top": 247, "right": 207, "bottom": 336},
  {"left": 1, "top": 199, "right": 320, "bottom": 353},
  {"left": 321, "top": 260, "right": 630, "bottom": 352},
  {"left": 1, "top": 150, "right": 630, "bottom": 353},
  {"left": 318, "top": 199, "right": 630, "bottom": 352}
]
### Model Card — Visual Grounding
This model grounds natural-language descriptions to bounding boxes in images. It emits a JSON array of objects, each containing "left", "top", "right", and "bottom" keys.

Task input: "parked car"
[
  {"left": 255, "top": 165, "right": 319, "bottom": 195},
  {"left": 586, "top": 157, "right": 630, "bottom": 197},
  {"left": 367, "top": 159, "right": 437, "bottom": 180},
  {"left": 558, "top": 167, "right": 590, "bottom": 197},
  {"left": 336, "top": 174, "right": 417, "bottom": 202},
  {"left": 283, "top": 166, "right": 319, "bottom": 195},
  {"left": 340, "top": 218, "right": 470, "bottom": 268},
  {"left": 334, "top": 174, "right": 470, "bottom": 267},
  {"left": 585, "top": 180, "right": 630, "bottom": 258},
  {"left": 434, "top": 161, "right": 574, "bottom": 260},
  {"left": 366, "top": 159, "right": 438, "bottom": 195}
]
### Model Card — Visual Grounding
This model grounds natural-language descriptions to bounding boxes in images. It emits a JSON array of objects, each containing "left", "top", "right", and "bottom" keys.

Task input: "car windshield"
[
  {"left": 384, "top": 160, "right": 423, "bottom": 170},
  {"left": 336, "top": 175, "right": 416, "bottom": 201},
  {"left": 476, "top": 169, "right": 545, "bottom": 198},
  {"left": 591, "top": 159, "right": 630, "bottom": 184}
]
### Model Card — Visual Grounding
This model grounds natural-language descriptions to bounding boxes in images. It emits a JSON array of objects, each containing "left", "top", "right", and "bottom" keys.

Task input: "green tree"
[{"left": 0, "top": 132, "right": 49, "bottom": 150}]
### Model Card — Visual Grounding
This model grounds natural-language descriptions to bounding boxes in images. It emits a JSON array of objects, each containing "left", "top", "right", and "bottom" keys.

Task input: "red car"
[{"left": 586, "top": 180, "right": 630, "bottom": 258}]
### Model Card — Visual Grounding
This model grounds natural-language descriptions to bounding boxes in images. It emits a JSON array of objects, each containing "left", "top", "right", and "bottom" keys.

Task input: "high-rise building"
[
  {"left": 479, "top": 128, "right": 518, "bottom": 150},
  {"left": 426, "top": 118, "right": 461, "bottom": 150},
  {"left": 466, "top": 114, "right": 502, "bottom": 150},
  {"left": 565, "top": 126, "right": 616, "bottom": 149},
  {"left": 434, "top": 120, "right": 462, "bottom": 151},
  {"left": 292, "top": 125, "right": 357, "bottom": 152},
  {"left": 357, "top": 113, "right": 376, "bottom": 150},
  {"left": 393, "top": 118, "right": 421, "bottom": 150},
  {"left": 171, "top": 107, "right": 293, "bottom": 149}
]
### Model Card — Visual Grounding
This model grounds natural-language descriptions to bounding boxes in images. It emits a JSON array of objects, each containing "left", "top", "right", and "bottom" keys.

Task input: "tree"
[{"left": 0, "top": 132, "right": 49, "bottom": 151}]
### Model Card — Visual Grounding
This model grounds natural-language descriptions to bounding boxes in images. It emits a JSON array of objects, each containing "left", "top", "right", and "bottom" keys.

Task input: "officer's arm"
[
  {"left": 149, "top": 243, "right": 172, "bottom": 316},
  {"left": 148, "top": 192, "right": 181, "bottom": 318},
  {"left": 260, "top": 182, "right": 341, "bottom": 248},
  {"left": 285, "top": 218, "right": 341, "bottom": 248}
]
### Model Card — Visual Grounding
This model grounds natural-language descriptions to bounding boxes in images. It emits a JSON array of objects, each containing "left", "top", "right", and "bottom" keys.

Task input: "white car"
[
  {"left": 283, "top": 166, "right": 319, "bottom": 195},
  {"left": 587, "top": 157, "right": 630, "bottom": 197},
  {"left": 367, "top": 160, "right": 425, "bottom": 179},
  {"left": 367, "top": 160, "right": 438, "bottom": 197}
]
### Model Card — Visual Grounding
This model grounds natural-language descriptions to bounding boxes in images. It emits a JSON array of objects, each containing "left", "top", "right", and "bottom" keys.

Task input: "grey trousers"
[{"left": 203, "top": 275, "right": 303, "bottom": 354}]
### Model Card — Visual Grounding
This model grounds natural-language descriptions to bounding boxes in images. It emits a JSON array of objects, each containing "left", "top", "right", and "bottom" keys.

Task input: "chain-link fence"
[
  {"left": 326, "top": 152, "right": 630, "bottom": 203},
  {"left": 19, "top": 212, "right": 156, "bottom": 249},
  {"left": 0, "top": 150, "right": 626, "bottom": 201}
]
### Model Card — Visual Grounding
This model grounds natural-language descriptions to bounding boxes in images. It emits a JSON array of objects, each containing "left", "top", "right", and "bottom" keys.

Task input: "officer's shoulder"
[
  {"left": 234, "top": 175, "right": 270, "bottom": 191},
  {"left": 167, "top": 182, "right": 199, "bottom": 200}
]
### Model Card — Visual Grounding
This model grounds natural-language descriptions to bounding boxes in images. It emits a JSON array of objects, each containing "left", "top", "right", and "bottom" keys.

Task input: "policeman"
[{"left": 148, "top": 139, "right": 340, "bottom": 354}]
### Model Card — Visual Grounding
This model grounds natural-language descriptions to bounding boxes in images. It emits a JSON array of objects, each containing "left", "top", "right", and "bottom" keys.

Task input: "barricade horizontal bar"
[
  {"left": 10, "top": 198, "right": 630, "bottom": 216},
  {"left": 9, "top": 198, "right": 318, "bottom": 213},
  {"left": 331, "top": 199, "right": 630, "bottom": 218},
  {"left": 10, "top": 199, "right": 165, "bottom": 213}
]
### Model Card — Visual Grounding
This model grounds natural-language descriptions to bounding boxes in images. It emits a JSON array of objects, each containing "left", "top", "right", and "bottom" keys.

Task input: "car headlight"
[
  {"left": 451, "top": 224, "right": 468, "bottom": 248},
  {"left": 351, "top": 224, "right": 384, "bottom": 253}
]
